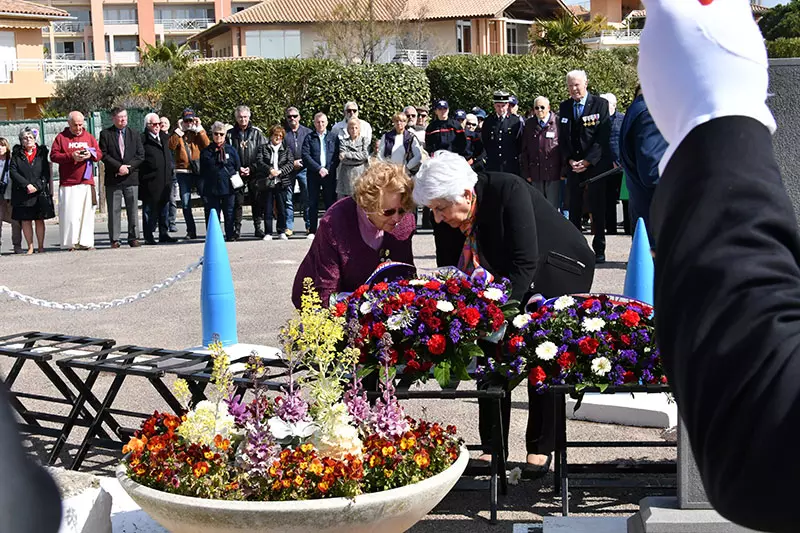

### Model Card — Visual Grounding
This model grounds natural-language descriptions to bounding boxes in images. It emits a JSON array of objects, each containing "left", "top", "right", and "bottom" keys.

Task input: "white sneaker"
[
  {"left": 279, "top": 233, "right": 289, "bottom": 241},
  {"left": 306, "top": 233, "right": 315, "bottom": 240},
  {"left": 262, "top": 234, "right": 274, "bottom": 241}
]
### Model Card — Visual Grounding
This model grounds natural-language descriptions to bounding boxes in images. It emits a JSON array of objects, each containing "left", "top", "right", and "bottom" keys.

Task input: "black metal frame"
[{"left": 550, "top": 384, "right": 676, "bottom": 515}]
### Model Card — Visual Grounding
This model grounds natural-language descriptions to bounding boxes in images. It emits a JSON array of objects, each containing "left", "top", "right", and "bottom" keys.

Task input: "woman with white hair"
[
  {"left": 200, "top": 121, "right": 241, "bottom": 240},
  {"left": 413, "top": 150, "right": 595, "bottom": 479}
]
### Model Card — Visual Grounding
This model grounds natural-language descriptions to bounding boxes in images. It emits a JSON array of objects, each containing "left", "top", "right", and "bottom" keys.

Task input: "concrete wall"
[
  {"left": 3, "top": 27, "right": 54, "bottom": 102},
  {"left": 768, "top": 59, "right": 800, "bottom": 222}
]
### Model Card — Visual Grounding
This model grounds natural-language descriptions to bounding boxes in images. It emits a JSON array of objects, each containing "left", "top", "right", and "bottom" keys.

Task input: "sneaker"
[
  {"left": 306, "top": 233, "right": 315, "bottom": 240},
  {"left": 262, "top": 234, "right": 274, "bottom": 241},
  {"left": 279, "top": 233, "right": 289, "bottom": 241},
  {"left": 285, "top": 229, "right": 294, "bottom": 237},
  {"left": 168, "top": 225, "right": 178, "bottom": 233}
]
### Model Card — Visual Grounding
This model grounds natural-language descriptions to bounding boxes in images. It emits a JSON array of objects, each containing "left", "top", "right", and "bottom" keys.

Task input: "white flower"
[
  {"left": 387, "top": 314, "right": 405, "bottom": 331},
  {"left": 535, "top": 341, "right": 558, "bottom": 361},
  {"left": 436, "top": 300, "right": 455, "bottom": 313},
  {"left": 310, "top": 403, "right": 363, "bottom": 460},
  {"left": 553, "top": 295, "right": 575, "bottom": 311},
  {"left": 512, "top": 314, "right": 532, "bottom": 329},
  {"left": 582, "top": 317, "right": 606, "bottom": 333},
  {"left": 178, "top": 400, "right": 236, "bottom": 447},
  {"left": 483, "top": 287, "right": 504, "bottom": 301},
  {"left": 409, "top": 278, "right": 427, "bottom": 286},
  {"left": 508, "top": 467, "right": 522, "bottom": 486},
  {"left": 267, "top": 416, "right": 317, "bottom": 441},
  {"left": 359, "top": 301, "right": 372, "bottom": 315},
  {"left": 591, "top": 357, "right": 612, "bottom": 376}
]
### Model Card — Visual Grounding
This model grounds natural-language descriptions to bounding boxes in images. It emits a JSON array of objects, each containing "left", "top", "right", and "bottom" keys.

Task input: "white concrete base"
[
  {"left": 544, "top": 516, "right": 628, "bottom": 532},
  {"left": 566, "top": 392, "right": 677, "bottom": 428},
  {"left": 100, "top": 477, "right": 167, "bottom": 533},
  {"left": 59, "top": 486, "right": 113, "bottom": 533}
]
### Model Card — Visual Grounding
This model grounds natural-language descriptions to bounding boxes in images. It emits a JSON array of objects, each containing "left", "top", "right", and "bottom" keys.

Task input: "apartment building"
[{"left": 40, "top": 0, "right": 260, "bottom": 64}]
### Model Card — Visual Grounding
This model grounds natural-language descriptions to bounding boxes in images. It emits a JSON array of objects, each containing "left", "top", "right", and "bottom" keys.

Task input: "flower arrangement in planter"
[
  {"left": 121, "top": 279, "right": 464, "bottom": 502},
  {"left": 493, "top": 294, "right": 666, "bottom": 392},
  {"left": 335, "top": 265, "right": 517, "bottom": 387}
]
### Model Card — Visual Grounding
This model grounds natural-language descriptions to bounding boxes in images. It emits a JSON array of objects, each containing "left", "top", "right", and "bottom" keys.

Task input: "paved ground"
[{"left": 0, "top": 212, "right": 674, "bottom": 531}]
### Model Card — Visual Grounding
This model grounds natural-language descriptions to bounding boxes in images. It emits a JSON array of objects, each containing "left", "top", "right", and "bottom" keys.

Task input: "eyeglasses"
[
  {"left": 406, "top": 114, "right": 417, "bottom": 118},
  {"left": 212, "top": 132, "right": 226, "bottom": 137},
  {"left": 419, "top": 113, "right": 428, "bottom": 118},
  {"left": 374, "top": 208, "right": 407, "bottom": 217},
  {"left": 466, "top": 122, "right": 478, "bottom": 127},
  {"left": 534, "top": 106, "right": 547, "bottom": 110},
  {"left": 287, "top": 114, "right": 299, "bottom": 118},
  {"left": 147, "top": 122, "right": 161, "bottom": 126},
  {"left": 346, "top": 109, "right": 358, "bottom": 114}
]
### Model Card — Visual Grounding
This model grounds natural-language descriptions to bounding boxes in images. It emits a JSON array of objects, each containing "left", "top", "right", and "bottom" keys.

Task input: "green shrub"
[
  {"left": 425, "top": 50, "right": 638, "bottom": 114},
  {"left": 766, "top": 37, "right": 800, "bottom": 58},
  {"left": 160, "top": 59, "right": 430, "bottom": 134}
]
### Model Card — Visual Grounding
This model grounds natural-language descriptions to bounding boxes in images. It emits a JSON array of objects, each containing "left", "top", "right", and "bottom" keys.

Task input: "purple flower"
[
  {"left": 642, "top": 369, "right": 654, "bottom": 383},
  {"left": 276, "top": 388, "right": 309, "bottom": 423},
  {"left": 562, "top": 329, "right": 574, "bottom": 341},
  {"left": 344, "top": 375, "right": 371, "bottom": 427},
  {"left": 371, "top": 371, "right": 410, "bottom": 438},
  {"left": 449, "top": 319, "right": 463, "bottom": 344}
]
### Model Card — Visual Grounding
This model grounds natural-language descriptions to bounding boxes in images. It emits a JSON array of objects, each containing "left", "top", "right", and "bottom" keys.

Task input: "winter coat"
[
  {"left": 10, "top": 145, "right": 51, "bottom": 208},
  {"left": 139, "top": 131, "right": 173, "bottom": 203},
  {"left": 254, "top": 142, "right": 294, "bottom": 189},
  {"left": 200, "top": 143, "right": 241, "bottom": 197},
  {"left": 336, "top": 135, "right": 369, "bottom": 196},
  {"left": 520, "top": 112, "right": 564, "bottom": 183}
]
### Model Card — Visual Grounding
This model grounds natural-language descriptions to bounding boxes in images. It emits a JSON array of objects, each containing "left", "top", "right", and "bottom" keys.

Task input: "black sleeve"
[
  {"left": 500, "top": 180, "right": 539, "bottom": 302},
  {"left": 651, "top": 116, "right": 800, "bottom": 533},
  {"left": 433, "top": 222, "right": 464, "bottom": 268},
  {"left": 129, "top": 133, "right": 145, "bottom": 170}
]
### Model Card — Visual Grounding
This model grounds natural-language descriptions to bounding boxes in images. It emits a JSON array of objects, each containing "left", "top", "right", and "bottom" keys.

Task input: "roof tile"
[{"left": 0, "top": 0, "right": 70, "bottom": 19}]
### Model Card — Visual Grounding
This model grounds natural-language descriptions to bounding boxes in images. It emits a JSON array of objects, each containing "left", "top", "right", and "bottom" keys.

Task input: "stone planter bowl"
[{"left": 116, "top": 446, "right": 468, "bottom": 533}]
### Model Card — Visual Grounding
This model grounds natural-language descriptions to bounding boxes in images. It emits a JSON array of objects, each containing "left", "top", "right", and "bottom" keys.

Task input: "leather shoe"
[
  {"left": 128, "top": 240, "right": 141, "bottom": 248},
  {"left": 595, "top": 254, "right": 606, "bottom": 264},
  {"left": 110, "top": 241, "right": 121, "bottom": 249},
  {"left": 144, "top": 238, "right": 157, "bottom": 246},
  {"left": 159, "top": 234, "right": 178, "bottom": 243},
  {"left": 522, "top": 454, "right": 552, "bottom": 480}
]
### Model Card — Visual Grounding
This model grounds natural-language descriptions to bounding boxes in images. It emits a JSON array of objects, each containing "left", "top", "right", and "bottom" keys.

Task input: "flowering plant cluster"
[
  {"left": 122, "top": 280, "right": 463, "bottom": 501},
  {"left": 335, "top": 266, "right": 517, "bottom": 387},
  {"left": 495, "top": 294, "right": 666, "bottom": 393}
]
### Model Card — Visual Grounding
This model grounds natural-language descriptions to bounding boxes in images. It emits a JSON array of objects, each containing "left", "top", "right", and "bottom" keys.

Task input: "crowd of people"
[{"left": 0, "top": 69, "right": 652, "bottom": 259}]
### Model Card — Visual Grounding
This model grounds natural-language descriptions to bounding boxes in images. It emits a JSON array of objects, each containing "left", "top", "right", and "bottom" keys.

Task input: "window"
[
  {"left": 456, "top": 20, "right": 472, "bottom": 53},
  {"left": 155, "top": 6, "right": 213, "bottom": 21},
  {"left": 245, "top": 30, "right": 301, "bottom": 59},
  {"left": 103, "top": 7, "right": 137, "bottom": 23},
  {"left": 106, "top": 36, "right": 138, "bottom": 53}
]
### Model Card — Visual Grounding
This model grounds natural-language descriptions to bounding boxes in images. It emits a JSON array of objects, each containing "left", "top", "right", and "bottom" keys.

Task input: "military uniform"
[{"left": 481, "top": 113, "right": 523, "bottom": 174}]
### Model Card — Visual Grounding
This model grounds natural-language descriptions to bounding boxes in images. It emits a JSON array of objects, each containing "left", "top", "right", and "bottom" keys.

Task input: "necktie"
[
  {"left": 118, "top": 129, "right": 125, "bottom": 158},
  {"left": 574, "top": 102, "right": 584, "bottom": 120}
]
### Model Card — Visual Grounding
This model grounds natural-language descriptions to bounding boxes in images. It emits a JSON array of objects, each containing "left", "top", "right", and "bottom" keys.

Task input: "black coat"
[
  {"left": 433, "top": 172, "right": 595, "bottom": 303},
  {"left": 99, "top": 126, "right": 145, "bottom": 187},
  {"left": 557, "top": 93, "right": 613, "bottom": 179},
  {"left": 650, "top": 116, "right": 800, "bottom": 533},
  {"left": 481, "top": 113, "right": 523, "bottom": 174},
  {"left": 9, "top": 145, "right": 51, "bottom": 209},
  {"left": 200, "top": 143, "right": 241, "bottom": 197},
  {"left": 139, "top": 131, "right": 173, "bottom": 203},
  {"left": 254, "top": 142, "right": 295, "bottom": 189}
]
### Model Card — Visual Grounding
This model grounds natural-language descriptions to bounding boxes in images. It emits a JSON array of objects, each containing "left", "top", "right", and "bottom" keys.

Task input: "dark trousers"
[
  {"left": 307, "top": 171, "right": 336, "bottom": 234},
  {"left": 605, "top": 173, "right": 623, "bottom": 235},
  {"left": 142, "top": 187, "right": 171, "bottom": 241},
  {"left": 247, "top": 184, "right": 264, "bottom": 234},
  {"left": 177, "top": 173, "right": 205, "bottom": 237},
  {"left": 262, "top": 187, "right": 287, "bottom": 235},
  {"left": 205, "top": 194, "right": 235, "bottom": 240},
  {"left": 567, "top": 172, "right": 607, "bottom": 256},
  {"left": 232, "top": 188, "right": 245, "bottom": 237}
]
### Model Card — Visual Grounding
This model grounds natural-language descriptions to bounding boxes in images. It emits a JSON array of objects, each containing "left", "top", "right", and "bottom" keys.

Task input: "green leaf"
[
  {"left": 379, "top": 365, "right": 397, "bottom": 384},
  {"left": 575, "top": 383, "right": 587, "bottom": 393},
  {"left": 356, "top": 364, "right": 377, "bottom": 380},
  {"left": 598, "top": 383, "right": 609, "bottom": 393},
  {"left": 433, "top": 361, "right": 452, "bottom": 389},
  {"left": 452, "top": 357, "right": 471, "bottom": 381},
  {"left": 460, "top": 343, "right": 485, "bottom": 360}
]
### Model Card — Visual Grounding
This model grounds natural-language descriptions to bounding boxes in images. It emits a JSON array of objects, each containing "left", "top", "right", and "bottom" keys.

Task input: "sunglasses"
[
  {"left": 466, "top": 122, "right": 478, "bottom": 127},
  {"left": 419, "top": 113, "right": 428, "bottom": 117},
  {"left": 212, "top": 132, "right": 226, "bottom": 137},
  {"left": 376, "top": 208, "right": 407, "bottom": 217},
  {"left": 147, "top": 122, "right": 160, "bottom": 126},
  {"left": 287, "top": 114, "right": 299, "bottom": 118},
  {"left": 346, "top": 109, "right": 358, "bottom": 113},
  {"left": 534, "top": 106, "right": 547, "bottom": 110}
]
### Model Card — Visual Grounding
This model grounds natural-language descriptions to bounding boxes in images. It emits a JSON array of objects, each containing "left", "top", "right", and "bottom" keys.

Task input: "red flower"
[
  {"left": 461, "top": 307, "right": 481, "bottom": 327},
  {"left": 419, "top": 361, "right": 433, "bottom": 372},
  {"left": 424, "top": 280, "right": 442, "bottom": 290},
  {"left": 557, "top": 351, "right": 576, "bottom": 369},
  {"left": 619, "top": 334, "right": 631, "bottom": 346},
  {"left": 404, "top": 348, "right": 418, "bottom": 361},
  {"left": 445, "top": 278, "right": 460, "bottom": 295},
  {"left": 620, "top": 310, "right": 641, "bottom": 327},
  {"left": 398, "top": 279, "right": 410, "bottom": 286},
  {"left": 372, "top": 322, "right": 386, "bottom": 339},
  {"left": 427, "top": 317, "right": 442, "bottom": 331},
  {"left": 623, "top": 371, "right": 636, "bottom": 384},
  {"left": 528, "top": 366, "right": 547, "bottom": 385},
  {"left": 405, "top": 359, "right": 421, "bottom": 372},
  {"left": 427, "top": 334, "right": 446, "bottom": 356},
  {"left": 333, "top": 301, "right": 347, "bottom": 317},
  {"left": 353, "top": 285, "right": 369, "bottom": 299},
  {"left": 372, "top": 282, "right": 389, "bottom": 292},
  {"left": 660, "top": 376, "right": 668, "bottom": 384},
  {"left": 581, "top": 298, "right": 599, "bottom": 309},
  {"left": 399, "top": 291, "right": 415, "bottom": 305},
  {"left": 578, "top": 337, "right": 600, "bottom": 355},
  {"left": 508, "top": 335, "right": 525, "bottom": 354}
]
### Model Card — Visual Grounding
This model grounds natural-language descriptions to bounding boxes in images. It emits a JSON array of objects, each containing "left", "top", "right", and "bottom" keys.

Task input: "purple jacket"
[
  {"left": 292, "top": 196, "right": 415, "bottom": 308},
  {"left": 520, "top": 112, "right": 563, "bottom": 182}
]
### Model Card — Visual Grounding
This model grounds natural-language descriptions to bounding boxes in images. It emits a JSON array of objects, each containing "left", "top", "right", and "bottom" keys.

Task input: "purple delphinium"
[
  {"left": 343, "top": 370, "right": 371, "bottom": 428},
  {"left": 372, "top": 362, "right": 410, "bottom": 438},
  {"left": 449, "top": 319, "right": 463, "bottom": 344}
]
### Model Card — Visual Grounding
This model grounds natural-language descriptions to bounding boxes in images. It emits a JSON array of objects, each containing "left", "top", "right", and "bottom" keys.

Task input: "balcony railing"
[
  {"left": 0, "top": 59, "right": 111, "bottom": 83},
  {"left": 506, "top": 41, "right": 532, "bottom": 55},
  {"left": 43, "top": 21, "right": 88, "bottom": 34},
  {"left": 588, "top": 29, "right": 643, "bottom": 41},
  {"left": 105, "top": 19, "right": 138, "bottom": 25},
  {"left": 392, "top": 48, "right": 433, "bottom": 68},
  {"left": 158, "top": 18, "right": 214, "bottom": 31},
  {"left": 50, "top": 53, "right": 87, "bottom": 61}
]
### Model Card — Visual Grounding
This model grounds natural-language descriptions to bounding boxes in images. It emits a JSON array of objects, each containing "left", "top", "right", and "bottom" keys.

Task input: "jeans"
[
  {"left": 263, "top": 188, "right": 287, "bottom": 235},
  {"left": 307, "top": 171, "right": 336, "bottom": 234},
  {"left": 168, "top": 174, "right": 178, "bottom": 228},
  {"left": 287, "top": 169, "right": 308, "bottom": 232},
  {"left": 205, "top": 194, "right": 235, "bottom": 240},
  {"left": 177, "top": 173, "right": 205, "bottom": 237}
]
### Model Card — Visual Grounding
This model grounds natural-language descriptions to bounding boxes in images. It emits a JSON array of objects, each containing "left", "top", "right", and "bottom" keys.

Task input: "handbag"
[
  {"left": 254, "top": 174, "right": 280, "bottom": 192},
  {"left": 38, "top": 180, "right": 56, "bottom": 220},
  {"left": 182, "top": 137, "right": 201, "bottom": 175},
  {"left": 230, "top": 172, "right": 244, "bottom": 190}
]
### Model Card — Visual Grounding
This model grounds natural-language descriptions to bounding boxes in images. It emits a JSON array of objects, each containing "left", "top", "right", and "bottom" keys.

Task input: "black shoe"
[
  {"left": 144, "top": 238, "right": 157, "bottom": 246},
  {"left": 185, "top": 233, "right": 197, "bottom": 240},
  {"left": 159, "top": 234, "right": 177, "bottom": 243},
  {"left": 522, "top": 455, "right": 552, "bottom": 480},
  {"left": 254, "top": 229, "right": 265, "bottom": 239},
  {"left": 595, "top": 254, "right": 606, "bottom": 264}
]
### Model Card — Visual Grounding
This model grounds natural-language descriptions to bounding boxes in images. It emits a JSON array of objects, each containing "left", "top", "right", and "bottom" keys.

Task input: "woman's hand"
[
  {"left": 26, "top": 184, "right": 37, "bottom": 194},
  {"left": 270, "top": 168, "right": 280, "bottom": 177}
]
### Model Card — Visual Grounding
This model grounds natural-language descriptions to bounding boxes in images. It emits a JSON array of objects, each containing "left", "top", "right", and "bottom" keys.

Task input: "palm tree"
[
  {"left": 138, "top": 41, "right": 197, "bottom": 70},
  {"left": 529, "top": 13, "right": 602, "bottom": 58}
]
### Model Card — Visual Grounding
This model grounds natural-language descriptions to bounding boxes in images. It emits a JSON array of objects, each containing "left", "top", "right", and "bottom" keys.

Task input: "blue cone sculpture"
[
  {"left": 623, "top": 218, "right": 655, "bottom": 306},
  {"left": 201, "top": 209, "right": 238, "bottom": 347}
]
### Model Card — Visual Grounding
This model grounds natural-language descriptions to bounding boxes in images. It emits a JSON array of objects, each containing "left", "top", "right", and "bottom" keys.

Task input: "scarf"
[
  {"left": 82, "top": 147, "right": 97, "bottom": 181},
  {"left": 270, "top": 143, "right": 280, "bottom": 170},
  {"left": 25, "top": 146, "right": 37, "bottom": 164},
  {"left": 215, "top": 143, "right": 226, "bottom": 164},
  {"left": 456, "top": 195, "right": 480, "bottom": 275}
]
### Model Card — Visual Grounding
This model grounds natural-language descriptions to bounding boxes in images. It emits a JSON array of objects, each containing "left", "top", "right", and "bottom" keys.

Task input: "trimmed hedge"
[
  {"left": 161, "top": 59, "right": 430, "bottom": 133},
  {"left": 767, "top": 37, "right": 800, "bottom": 58},
  {"left": 425, "top": 50, "right": 639, "bottom": 114}
]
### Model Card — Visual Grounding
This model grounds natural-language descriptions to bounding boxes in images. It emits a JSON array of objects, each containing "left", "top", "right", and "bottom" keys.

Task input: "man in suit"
[
  {"left": 99, "top": 106, "right": 144, "bottom": 248},
  {"left": 520, "top": 96, "right": 563, "bottom": 209},
  {"left": 140, "top": 113, "right": 177, "bottom": 245},
  {"left": 619, "top": 86, "right": 667, "bottom": 244},
  {"left": 482, "top": 90, "right": 524, "bottom": 174},
  {"left": 301, "top": 112, "right": 338, "bottom": 239},
  {"left": 558, "top": 70, "right": 613, "bottom": 262},
  {"left": 641, "top": 1, "right": 794, "bottom": 531}
]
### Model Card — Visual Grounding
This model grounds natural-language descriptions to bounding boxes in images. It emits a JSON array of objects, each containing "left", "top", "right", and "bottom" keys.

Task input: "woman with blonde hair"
[
  {"left": 378, "top": 111, "right": 423, "bottom": 175},
  {"left": 336, "top": 117, "right": 370, "bottom": 199},
  {"left": 292, "top": 161, "right": 415, "bottom": 307}
]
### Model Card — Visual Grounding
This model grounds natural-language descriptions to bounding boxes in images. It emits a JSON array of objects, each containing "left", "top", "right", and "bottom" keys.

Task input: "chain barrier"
[{"left": 0, "top": 257, "right": 204, "bottom": 311}]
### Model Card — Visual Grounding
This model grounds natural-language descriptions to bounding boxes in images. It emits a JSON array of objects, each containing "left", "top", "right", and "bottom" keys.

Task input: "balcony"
[
  {"left": 583, "top": 28, "right": 642, "bottom": 49},
  {"left": 105, "top": 19, "right": 138, "bottom": 25},
  {"left": 158, "top": 18, "right": 214, "bottom": 32},
  {"left": 506, "top": 41, "right": 532, "bottom": 55},
  {"left": 0, "top": 59, "right": 110, "bottom": 84},
  {"left": 392, "top": 48, "right": 433, "bottom": 68},
  {"left": 47, "top": 53, "right": 88, "bottom": 61},
  {"left": 43, "top": 21, "right": 88, "bottom": 34}
]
